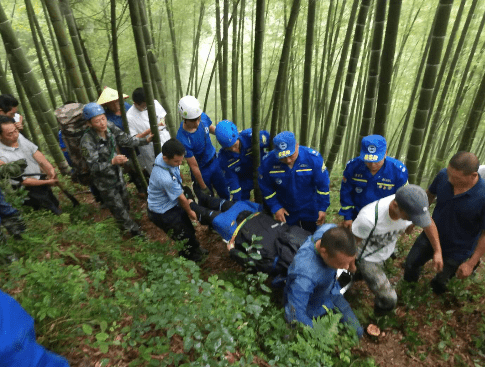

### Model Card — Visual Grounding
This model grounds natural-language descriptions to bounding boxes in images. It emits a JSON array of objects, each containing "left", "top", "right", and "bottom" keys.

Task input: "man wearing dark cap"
[
  {"left": 404, "top": 152, "right": 485, "bottom": 294},
  {"left": 258, "top": 131, "right": 330, "bottom": 233},
  {"left": 352, "top": 185, "right": 442, "bottom": 315},
  {"left": 340, "top": 135, "right": 408, "bottom": 229}
]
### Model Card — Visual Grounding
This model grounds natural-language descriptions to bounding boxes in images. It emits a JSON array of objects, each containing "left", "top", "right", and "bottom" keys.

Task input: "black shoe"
[
  {"left": 130, "top": 229, "right": 145, "bottom": 239},
  {"left": 183, "top": 186, "right": 196, "bottom": 201},
  {"left": 374, "top": 305, "right": 393, "bottom": 317}
]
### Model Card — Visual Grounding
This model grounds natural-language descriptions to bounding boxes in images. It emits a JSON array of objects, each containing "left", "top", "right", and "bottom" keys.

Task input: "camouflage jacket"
[{"left": 80, "top": 121, "right": 148, "bottom": 187}]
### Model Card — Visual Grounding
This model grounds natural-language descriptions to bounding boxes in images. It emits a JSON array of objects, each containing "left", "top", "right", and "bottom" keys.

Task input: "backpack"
[
  {"left": 231, "top": 213, "right": 310, "bottom": 276},
  {"left": 55, "top": 103, "right": 91, "bottom": 185}
]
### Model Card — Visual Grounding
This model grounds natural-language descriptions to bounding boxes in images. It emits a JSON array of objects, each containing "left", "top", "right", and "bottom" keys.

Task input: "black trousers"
[
  {"left": 147, "top": 206, "right": 200, "bottom": 257},
  {"left": 25, "top": 186, "right": 61, "bottom": 215}
]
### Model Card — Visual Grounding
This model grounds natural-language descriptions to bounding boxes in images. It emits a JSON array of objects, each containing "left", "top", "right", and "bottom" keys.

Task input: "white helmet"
[{"left": 178, "top": 95, "right": 202, "bottom": 119}]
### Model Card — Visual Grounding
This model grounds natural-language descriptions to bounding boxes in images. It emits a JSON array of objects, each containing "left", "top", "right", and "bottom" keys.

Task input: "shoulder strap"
[
  {"left": 356, "top": 200, "right": 379, "bottom": 262},
  {"left": 154, "top": 163, "right": 183, "bottom": 187}
]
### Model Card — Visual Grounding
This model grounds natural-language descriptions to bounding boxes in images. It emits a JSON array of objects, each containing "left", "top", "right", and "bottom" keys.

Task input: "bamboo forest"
[{"left": 0, "top": 0, "right": 484, "bottom": 366}]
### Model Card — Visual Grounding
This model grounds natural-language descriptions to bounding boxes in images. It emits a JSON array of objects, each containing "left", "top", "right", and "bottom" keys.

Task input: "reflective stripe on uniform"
[
  {"left": 341, "top": 205, "right": 354, "bottom": 210},
  {"left": 228, "top": 159, "right": 240, "bottom": 168},
  {"left": 352, "top": 178, "right": 367, "bottom": 183},
  {"left": 265, "top": 192, "right": 277, "bottom": 200},
  {"left": 269, "top": 170, "right": 285, "bottom": 174},
  {"left": 230, "top": 187, "right": 242, "bottom": 194},
  {"left": 296, "top": 169, "right": 312, "bottom": 172},
  {"left": 317, "top": 190, "right": 329, "bottom": 195}
]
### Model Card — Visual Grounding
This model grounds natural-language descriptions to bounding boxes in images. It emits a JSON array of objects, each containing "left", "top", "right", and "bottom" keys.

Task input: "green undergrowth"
[{"left": 0, "top": 199, "right": 371, "bottom": 366}]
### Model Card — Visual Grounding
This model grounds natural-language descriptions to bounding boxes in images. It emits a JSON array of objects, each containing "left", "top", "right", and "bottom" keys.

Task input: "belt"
[{"left": 201, "top": 155, "right": 216, "bottom": 169}]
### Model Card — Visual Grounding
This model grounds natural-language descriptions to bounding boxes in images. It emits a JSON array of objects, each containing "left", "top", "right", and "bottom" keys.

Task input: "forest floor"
[
  {"left": 2, "top": 174, "right": 485, "bottom": 367},
  {"left": 77, "top": 179, "right": 485, "bottom": 367}
]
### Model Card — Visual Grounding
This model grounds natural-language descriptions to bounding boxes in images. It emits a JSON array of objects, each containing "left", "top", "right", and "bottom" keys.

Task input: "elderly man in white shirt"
[{"left": 126, "top": 87, "right": 171, "bottom": 174}]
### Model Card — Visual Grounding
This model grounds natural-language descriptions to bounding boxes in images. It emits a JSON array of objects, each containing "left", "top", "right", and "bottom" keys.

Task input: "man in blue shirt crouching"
[{"left": 284, "top": 224, "right": 363, "bottom": 337}]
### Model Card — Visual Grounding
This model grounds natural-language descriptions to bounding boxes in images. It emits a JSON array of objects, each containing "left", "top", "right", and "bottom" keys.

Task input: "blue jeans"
[{"left": 404, "top": 231, "right": 462, "bottom": 294}]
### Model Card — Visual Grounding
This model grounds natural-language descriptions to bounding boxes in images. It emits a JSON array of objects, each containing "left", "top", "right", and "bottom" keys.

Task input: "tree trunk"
[
  {"left": 25, "top": 0, "right": 57, "bottom": 109},
  {"left": 164, "top": 0, "right": 183, "bottom": 98},
  {"left": 416, "top": 0, "right": 478, "bottom": 184},
  {"left": 405, "top": 0, "right": 454, "bottom": 184},
  {"left": 252, "top": 0, "right": 265, "bottom": 203},
  {"left": 319, "top": 0, "right": 360, "bottom": 156},
  {"left": 269, "top": 0, "right": 302, "bottom": 141},
  {"left": 359, "top": 0, "right": 387, "bottom": 139},
  {"left": 43, "top": 0, "right": 89, "bottom": 104},
  {"left": 326, "top": 0, "right": 371, "bottom": 173},
  {"left": 299, "top": 0, "right": 316, "bottom": 147},
  {"left": 138, "top": 0, "right": 177, "bottom": 138},
  {"left": 59, "top": 0, "right": 97, "bottom": 102},
  {"left": 373, "top": 0, "right": 402, "bottom": 136}
]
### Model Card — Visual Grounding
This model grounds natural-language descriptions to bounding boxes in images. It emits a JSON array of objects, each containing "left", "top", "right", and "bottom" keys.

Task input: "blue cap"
[
  {"left": 259, "top": 130, "right": 270, "bottom": 149},
  {"left": 360, "top": 135, "right": 387, "bottom": 162},
  {"left": 273, "top": 131, "right": 296, "bottom": 158}
]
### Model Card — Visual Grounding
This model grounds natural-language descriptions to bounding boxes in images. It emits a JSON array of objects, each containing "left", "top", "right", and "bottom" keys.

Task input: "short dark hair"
[
  {"left": 0, "top": 94, "right": 19, "bottom": 113},
  {"left": 132, "top": 88, "right": 145, "bottom": 105},
  {"left": 0, "top": 115, "right": 16, "bottom": 135},
  {"left": 449, "top": 151, "right": 479, "bottom": 175},
  {"left": 162, "top": 138, "right": 186, "bottom": 159},
  {"left": 320, "top": 226, "right": 356, "bottom": 258}
]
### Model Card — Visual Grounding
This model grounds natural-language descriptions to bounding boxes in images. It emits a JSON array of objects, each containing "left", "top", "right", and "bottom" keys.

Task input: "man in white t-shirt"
[
  {"left": 351, "top": 184, "right": 442, "bottom": 315},
  {"left": 126, "top": 87, "right": 171, "bottom": 174}
]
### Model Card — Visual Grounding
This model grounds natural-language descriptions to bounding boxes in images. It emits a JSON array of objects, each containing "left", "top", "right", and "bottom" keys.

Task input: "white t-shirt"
[
  {"left": 478, "top": 165, "right": 485, "bottom": 179},
  {"left": 126, "top": 99, "right": 170, "bottom": 174},
  {"left": 352, "top": 194, "right": 412, "bottom": 263}
]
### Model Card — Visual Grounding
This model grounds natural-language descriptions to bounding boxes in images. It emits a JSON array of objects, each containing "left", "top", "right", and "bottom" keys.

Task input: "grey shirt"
[{"left": 0, "top": 134, "right": 41, "bottom": 181}]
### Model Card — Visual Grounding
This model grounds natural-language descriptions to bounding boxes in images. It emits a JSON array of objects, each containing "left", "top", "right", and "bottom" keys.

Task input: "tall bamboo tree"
[
  {"left": 416, "top": 0, "right": 478, "bottom": 184},
  {"left": 43, "top": 0, "right": 88, "bottom": 104},
  {"left": 10, "top": 67, "right": 34, "bottom": 143},
  {"left": 373, "top": 0, "right": 402, "bottom": 136},
  {"left": 25, "top": 0, "right": 57, "bottom": 109},
  {"left": 458, "top": 70, "right": 485, "bottom": 152},
  {"left": 359, "top": 0, "right": 387, "bottom": 139},
  {"left": 231, "top": 0, "right": 238, "bottom": 122},
  {"left": 299, "top": 0, "right": 316, "bottom": 147},
  {"left": 112, "top": 0, "right": 147, "bottom": 189},
  {"left": 59, "top": 0, "right": 97, "bottom": 101},
  {"left": 269, "top": 0, "right": 302, "bottom": 140},
  {"left": 319, "top": 0, "right": 360, "bottom": 156},
  {"left": 165, "top": 0, "right": 183, "bottom": 98},
  {"left": 128, "top": 0, "right": 163, "bottom": 158},
  {"left": 325, "top": 0, "right": 371, "bottom": 173},
  {"left": 405, "top": 0, "right": 454, "bottom": 184},
  {"left": 251, "top": 0, "right": 265, "bottom": 203},
  {"left": 138, "top": 0, "right": 176, "bottom": 137},
  {"left": 0, "top": 3, "right": 68, "bottom": 173}
]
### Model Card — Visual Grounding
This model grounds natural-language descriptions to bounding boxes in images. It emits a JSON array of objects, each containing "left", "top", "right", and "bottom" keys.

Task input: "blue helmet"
[
  {"left": 83, "top": 102, "right": 105, "bottom": 121},
  {"left": 215, "top": 120, "right": 239, "bottom": 148}
]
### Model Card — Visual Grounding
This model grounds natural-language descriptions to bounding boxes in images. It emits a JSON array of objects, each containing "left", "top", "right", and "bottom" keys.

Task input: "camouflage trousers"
[
  {"left": 357, "top": 259, "right": 397, "bottom": 311},
  {"left": 97, "top": 181, "right": 140, "bottom": 233}
]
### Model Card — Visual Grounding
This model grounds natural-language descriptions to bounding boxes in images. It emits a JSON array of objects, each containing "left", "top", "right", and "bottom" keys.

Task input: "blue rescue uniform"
[
  {"left": 258, "top": 146, "right": 330, "bottom": 230},
  {"left": 176, "top": 113, "right": 229, "bottom": 199},
  {"left": 339, "top": 156, "right": 408, "bottom": 220},
  {"left": 218, "top": 128, "right": 269, "bottom": 201},
  {"left": 0, "top": 290, "right": 69, "bottom": 367}
]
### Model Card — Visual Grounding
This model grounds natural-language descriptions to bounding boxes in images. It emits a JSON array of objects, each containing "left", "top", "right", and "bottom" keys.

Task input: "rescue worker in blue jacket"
[
  {"left": 258, "top": 131, "right": 330, "bottom": 233},
  {"left": 215, "top": 120, "right": 269, "bottom": 201},
  {"left": 284, "top": 224, "right": 363, "bottom": 337},
  {"left": 0, "top": 290, "right": 69, "bottom": 366},
  {"left": 339, "top": 135, "right": 408, "bottom": 229},
  {"left": 176, "top": 96, "right": 229, "bottom": 199}
]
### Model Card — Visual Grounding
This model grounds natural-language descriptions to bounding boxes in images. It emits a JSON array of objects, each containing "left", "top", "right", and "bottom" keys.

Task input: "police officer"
[
  {"left": 215, "top": 120, "right": 269, "bottom": 201},
  {"left": 81, "top": 103, "right": 152, "bottom": 236},
  {"left": 258, "top": 131, "right": 330, "bottom": 233},
  {"left": 176, "top": 96, "right": 229, "bottom": 199},
  {"left": 339, "top": 135, "right": 408, "bottom": 229}
]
